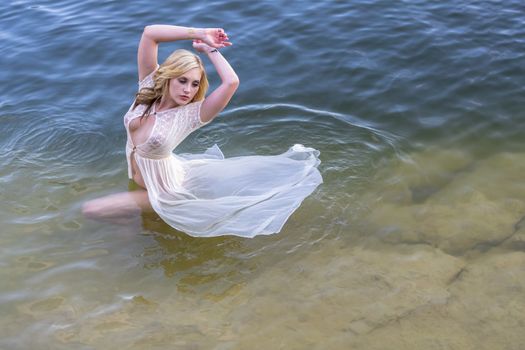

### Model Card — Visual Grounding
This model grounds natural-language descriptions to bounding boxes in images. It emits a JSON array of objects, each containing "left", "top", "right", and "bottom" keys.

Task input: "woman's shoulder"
[
  {"left": 179, "top": 100, "right": 210, "bottom": 129},
  {"left": 138, "top": 71, "right": 155, "bottom": 90},
  {"left": 138, "top": 65, "right": 160, "bottom": 90}
]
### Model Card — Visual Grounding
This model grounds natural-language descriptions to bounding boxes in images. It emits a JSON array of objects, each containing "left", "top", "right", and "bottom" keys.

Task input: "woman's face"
[{"left": 168, "top": 68, "right": 202, "bottom": 106}]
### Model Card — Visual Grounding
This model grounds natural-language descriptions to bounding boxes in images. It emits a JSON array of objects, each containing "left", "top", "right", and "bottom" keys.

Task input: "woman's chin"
[{"left": 176, "top": 97, "right": 191, "bottom": 105}]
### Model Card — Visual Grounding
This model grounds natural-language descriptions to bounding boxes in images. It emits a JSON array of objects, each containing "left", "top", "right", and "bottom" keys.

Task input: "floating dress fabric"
[{"left": 123, "top": 71, "right": 323, "bottom": 238}]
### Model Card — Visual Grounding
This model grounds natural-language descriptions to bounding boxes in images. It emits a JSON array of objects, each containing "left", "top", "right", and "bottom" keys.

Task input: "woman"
[{"left": 83, "top": 24, "right": 323, "bottom": 238}]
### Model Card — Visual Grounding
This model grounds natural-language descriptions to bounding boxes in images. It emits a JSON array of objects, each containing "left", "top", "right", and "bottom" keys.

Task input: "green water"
[{"left": 2, "top": 0, "right": 525, "bottom": 348}]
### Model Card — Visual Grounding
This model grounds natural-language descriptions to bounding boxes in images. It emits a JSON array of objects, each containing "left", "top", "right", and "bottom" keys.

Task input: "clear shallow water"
[{"left": 1, "top": 0, "right": 525, "bottom": 349}]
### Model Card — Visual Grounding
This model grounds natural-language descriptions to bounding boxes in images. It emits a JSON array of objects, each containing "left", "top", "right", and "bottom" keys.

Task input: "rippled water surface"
[{"left": 1, "top": 0, "right": 525, "bottom": 349}]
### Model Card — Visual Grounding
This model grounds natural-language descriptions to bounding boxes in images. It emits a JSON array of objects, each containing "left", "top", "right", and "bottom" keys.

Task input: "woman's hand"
[
  {"left": 192, "top": 39, "right": 216, "bottom": 53},
  {"left": 199, "top": 28, "right": 232, "bottom": 48}
]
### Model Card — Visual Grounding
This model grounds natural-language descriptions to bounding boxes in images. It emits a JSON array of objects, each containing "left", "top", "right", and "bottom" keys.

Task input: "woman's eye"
[
  {"left": 179, "top": 79, "right": 186, "bottom": 84},
  {"left": 192, "top": 83, "right": 199, "bottom": 87}
]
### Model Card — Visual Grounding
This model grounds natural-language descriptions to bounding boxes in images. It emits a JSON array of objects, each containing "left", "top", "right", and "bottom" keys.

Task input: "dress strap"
[{"left": 152, "top": 99, "right": 158, "bottom": 116}]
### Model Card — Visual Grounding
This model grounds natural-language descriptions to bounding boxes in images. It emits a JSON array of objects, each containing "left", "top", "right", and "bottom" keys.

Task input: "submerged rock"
[
  {"left": 334, "top": 251, "right": 525, "bottom": 350},
  {"left": 362, "top": 150, "right": 525, "bottom": 255},
  {"left": 502, "top": 215, "right": 525, "bottom": 251},
  {"left": 223, "top": 241, "right": 464, "bottom": 348},
  {"left": 364, "top": 148, "right": 473, "bottom": 205}
]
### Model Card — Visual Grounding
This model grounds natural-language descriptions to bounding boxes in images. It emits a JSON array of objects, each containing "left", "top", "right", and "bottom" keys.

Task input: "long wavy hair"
[{"left": 133, "top": 49, "right": 209, "bottom": 118}]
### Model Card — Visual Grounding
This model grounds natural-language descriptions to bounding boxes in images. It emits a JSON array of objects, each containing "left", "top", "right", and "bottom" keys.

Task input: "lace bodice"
[{"left": 123, "top": 70, "right": 209, "bottom": 176}]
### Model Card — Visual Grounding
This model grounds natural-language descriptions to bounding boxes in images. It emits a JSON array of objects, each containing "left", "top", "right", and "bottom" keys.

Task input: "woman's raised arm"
[
  {"left": 193, "top": 40, "right": 239, "bottom": 124},
  {"left": 137, "top": 25, "right": 231, "bottom": 81}
]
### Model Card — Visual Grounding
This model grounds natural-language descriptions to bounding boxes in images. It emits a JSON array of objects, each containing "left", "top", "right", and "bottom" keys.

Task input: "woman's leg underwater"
[{"left": 82, "top": 190, "right": 153, "bottom": 224}]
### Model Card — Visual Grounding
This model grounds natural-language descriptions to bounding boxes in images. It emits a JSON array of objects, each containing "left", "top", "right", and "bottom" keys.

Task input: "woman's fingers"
[
  {"left": 215, "top": 28, "right": 228, "bottom": 39},
  {"left": 203, "top": 28, "right": 232, "bottom": 48}
]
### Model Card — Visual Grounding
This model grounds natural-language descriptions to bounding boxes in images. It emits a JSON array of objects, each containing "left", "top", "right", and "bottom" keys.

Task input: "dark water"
[{"left": 1, "top": 1, "right": 525, "bottom": 349}]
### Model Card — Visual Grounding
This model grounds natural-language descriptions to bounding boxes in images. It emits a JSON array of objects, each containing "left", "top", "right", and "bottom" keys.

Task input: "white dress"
[{"left": 123, "top": 71, "right": 323, "bottom": 237}]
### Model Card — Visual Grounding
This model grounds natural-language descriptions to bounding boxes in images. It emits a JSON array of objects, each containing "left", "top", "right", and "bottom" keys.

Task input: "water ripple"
[{"left": 0, "top": 105, "right": 112, "bottom": 169}]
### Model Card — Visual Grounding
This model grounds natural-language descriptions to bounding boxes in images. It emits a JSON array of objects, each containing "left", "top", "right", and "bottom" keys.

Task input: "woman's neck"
[{"left": 156, "top": 97, "right": 179, "bottom": 112}]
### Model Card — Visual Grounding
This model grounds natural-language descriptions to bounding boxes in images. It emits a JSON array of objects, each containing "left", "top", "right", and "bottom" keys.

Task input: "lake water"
[{"left": 1, "top": 0, "right": 525, "bottom": 349}]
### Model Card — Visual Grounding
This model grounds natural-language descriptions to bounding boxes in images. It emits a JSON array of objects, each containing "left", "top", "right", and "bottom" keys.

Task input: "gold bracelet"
[{"left": 188, "top": 27, "right": 195, "bottom": 38}]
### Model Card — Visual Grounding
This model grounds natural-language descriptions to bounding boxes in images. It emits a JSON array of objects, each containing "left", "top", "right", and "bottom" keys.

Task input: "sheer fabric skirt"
[{"left": 135, "top": 144, "right": 323, "bottom": 237}]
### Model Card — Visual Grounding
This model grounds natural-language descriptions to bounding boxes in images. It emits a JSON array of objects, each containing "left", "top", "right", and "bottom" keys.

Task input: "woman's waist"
[
  {"left": 135, "top": 150, "right": 172, "bottom": 160},
  {"left": 126, "top": 140, "right": 171, "bottom": 157}
]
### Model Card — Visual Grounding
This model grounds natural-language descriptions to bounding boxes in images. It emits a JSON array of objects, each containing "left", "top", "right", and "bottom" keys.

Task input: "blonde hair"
[{"left": 133, "top": 49, "right": 208, "bottom": 118}]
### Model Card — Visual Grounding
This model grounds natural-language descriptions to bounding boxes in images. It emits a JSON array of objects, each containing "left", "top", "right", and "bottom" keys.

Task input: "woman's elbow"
[
  {"left": 143, "top": 25, "right": 155, "bottom": 38},
  {"left": 228, "top": 75, "right": 240, "bottom": 89}
]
